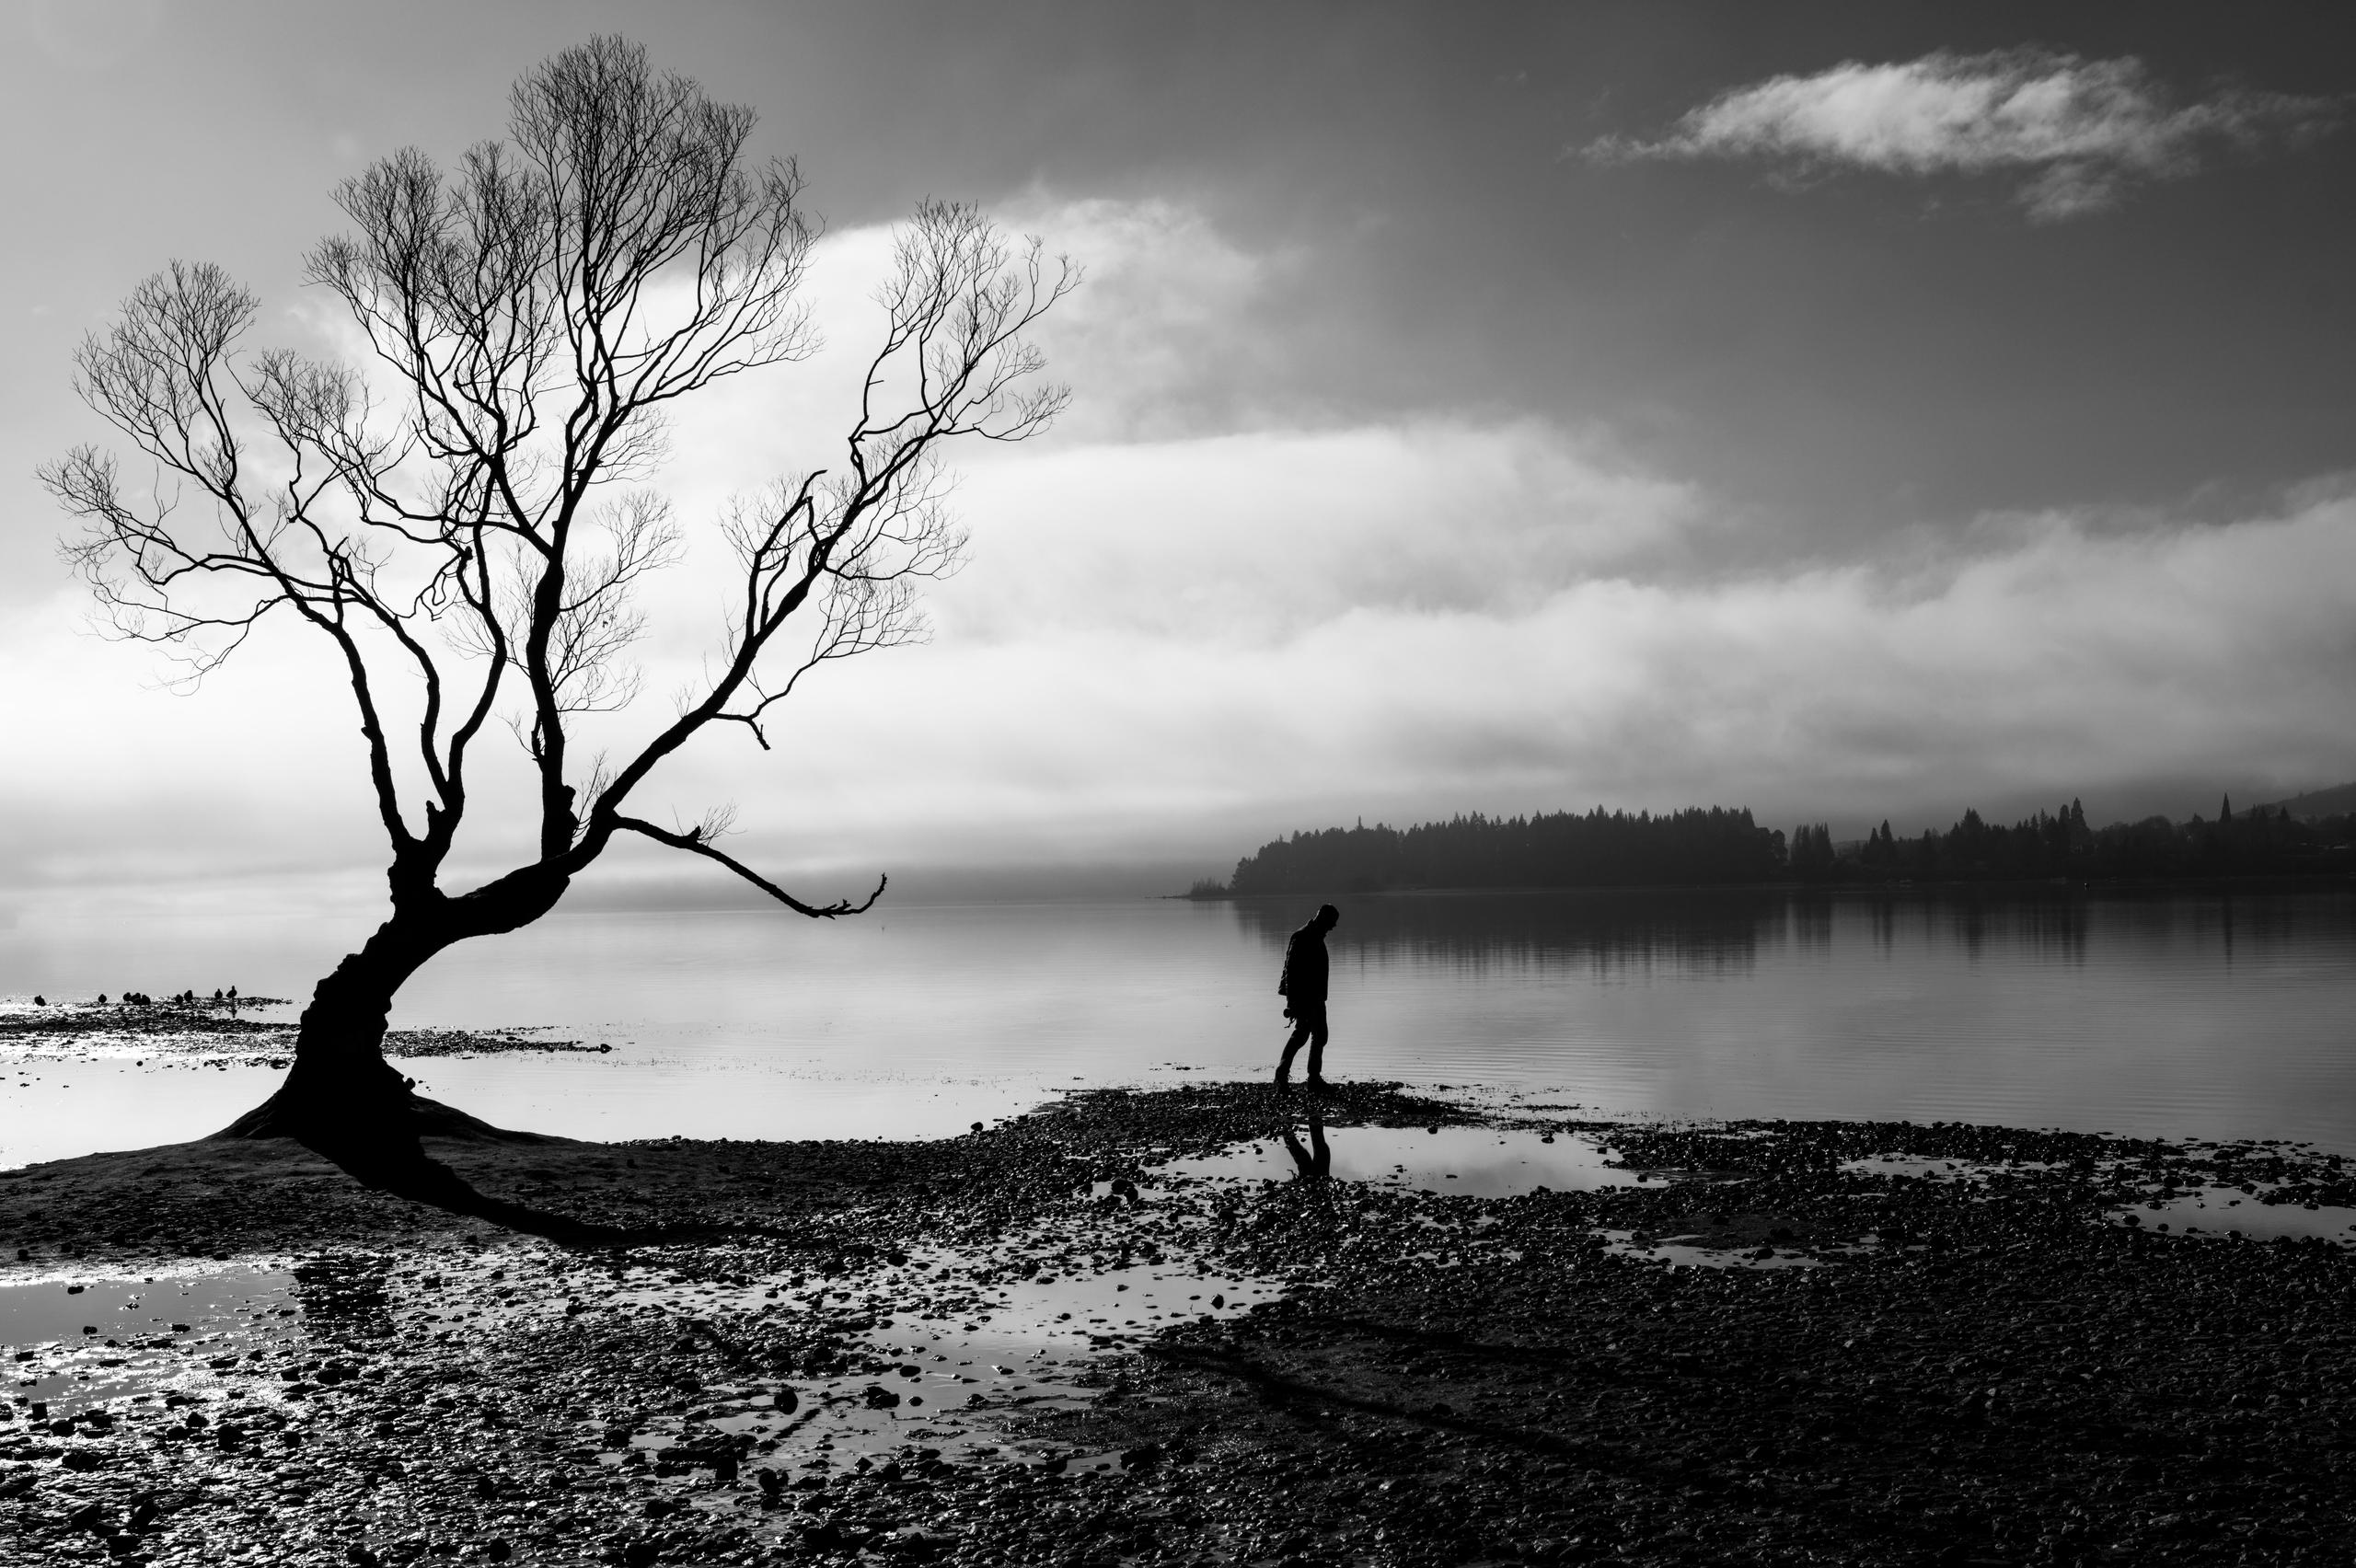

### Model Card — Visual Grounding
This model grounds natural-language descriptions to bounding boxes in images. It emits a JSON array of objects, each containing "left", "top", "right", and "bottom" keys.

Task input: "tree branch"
[
  {"left": 609, "top": 814, "right": 884, "bottom": 917},
  {"left": 50, "top": 39, "right": 1071, "bottom": 950}
]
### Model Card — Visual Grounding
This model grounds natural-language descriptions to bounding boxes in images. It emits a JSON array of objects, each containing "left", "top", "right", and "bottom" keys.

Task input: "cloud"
[
  {"left": 998, "top": 195, "right": 1295, "bottom": 443},
  {"left": 1587, "top": 50, "right": 2342, "bottom": 219},
  {"left": 937, "top": 421, "right": 1708, "bottom": 644},
  {"left": 14, "top": 190, "right": 2356, "bottom": 915},
  {"left": 618, "top": 462, "right": 2356, "bottom": 873},
  {"left": 10, "top": 431, "right": 2356, "bottom": 901}
]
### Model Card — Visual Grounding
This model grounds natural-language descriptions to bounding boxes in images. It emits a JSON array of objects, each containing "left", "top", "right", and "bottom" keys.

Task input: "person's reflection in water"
[{"left": 1280, "top": 1104, "right": 1332, "bottom": 1182}]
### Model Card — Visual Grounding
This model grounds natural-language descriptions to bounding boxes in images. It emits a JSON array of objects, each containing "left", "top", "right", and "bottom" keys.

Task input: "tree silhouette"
[{"left": 40, "top": 38, "right": 1075, "bottom": 1195}]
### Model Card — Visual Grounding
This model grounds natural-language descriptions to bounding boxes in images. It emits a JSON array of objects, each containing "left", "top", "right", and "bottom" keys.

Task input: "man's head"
[{"left": 1313, "top": 903, "right": 1340, "bottom": 931}]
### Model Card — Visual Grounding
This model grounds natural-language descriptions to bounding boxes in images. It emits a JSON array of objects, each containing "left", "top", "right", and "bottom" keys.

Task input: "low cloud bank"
[{"left": 691, "top": 472, "right": 2356, "bottom": 858}]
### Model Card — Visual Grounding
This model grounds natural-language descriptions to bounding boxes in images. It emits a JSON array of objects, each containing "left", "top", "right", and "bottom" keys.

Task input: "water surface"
[{"left": 6, "top": 886, "right": 2355, "bottom": 1164}]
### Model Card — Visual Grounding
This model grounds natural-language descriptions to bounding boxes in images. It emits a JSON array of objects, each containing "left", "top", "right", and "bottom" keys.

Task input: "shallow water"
[
  {"left": 2112, "top": 1193, "right": 2356, "bottom": 1242},
  {"left": 8, "top": 885, "right": 2356, "bottom": 1164},
  {"left": 0, "top": 1235, "right": 1291, "bottom": 1463},
  {"left": 0, "top": 1265, "right": 299, "bottom": 1413},
  {"left": 581, "top": 1244, "right": 1288, "bottom": 1466},
  {"left": 1156, "top": 1124, "right": 1649, "bottom": 1197},
  {"left": 1596, "top": 1228, "right": 1826, "bottom": 1272}
]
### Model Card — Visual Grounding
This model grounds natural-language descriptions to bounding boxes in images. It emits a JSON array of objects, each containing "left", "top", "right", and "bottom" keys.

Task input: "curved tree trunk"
[{"left": 211, "top": 905, "right": 555, "bottom": 1199}]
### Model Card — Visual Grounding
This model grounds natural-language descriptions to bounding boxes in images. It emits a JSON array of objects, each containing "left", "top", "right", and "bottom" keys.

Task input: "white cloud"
[
  {"left": 625, "top": 467, "right": 2356, "bottom": 870},
  {"left": 998, "top": 195, "right": 1292, "bottom": 443},
  {"left": 936, "top": 421, "right": 1707, "bottom": 644},
  {"left": 11, "top": 431, "right": 2356, "bottom": 897},
  {"left": 1588, "top": 50, "right": 2342, "bottom": 219}
]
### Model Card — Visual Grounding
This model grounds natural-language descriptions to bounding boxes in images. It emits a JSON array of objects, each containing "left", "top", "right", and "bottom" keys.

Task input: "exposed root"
[{"left": 208, "top": 1090, "right": 550, "bottom": 1146}]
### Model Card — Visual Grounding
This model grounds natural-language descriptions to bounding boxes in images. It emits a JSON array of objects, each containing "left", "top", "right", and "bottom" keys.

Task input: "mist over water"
[{"left": 6, "top": 886, "right": 2356, "bottom": 1165}]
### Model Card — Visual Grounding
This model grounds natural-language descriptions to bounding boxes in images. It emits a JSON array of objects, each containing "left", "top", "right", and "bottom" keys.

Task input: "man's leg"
[
  {"left": 1304, "top": 1006, "right": 1330, "bottom": 1086},
  {"left": 1276, "top": 1019, "right": 1311, "bottom": 1085}
]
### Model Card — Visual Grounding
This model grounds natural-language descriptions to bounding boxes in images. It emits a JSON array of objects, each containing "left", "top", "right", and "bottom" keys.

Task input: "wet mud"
[{"left": 3, "top": 1082, "right": 2354, "bottom": 1566}]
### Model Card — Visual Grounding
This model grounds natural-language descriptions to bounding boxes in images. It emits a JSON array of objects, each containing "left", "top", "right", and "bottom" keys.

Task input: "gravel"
[{"left": 2, "top": 1080, "right": 2351, "bottom": 1566}]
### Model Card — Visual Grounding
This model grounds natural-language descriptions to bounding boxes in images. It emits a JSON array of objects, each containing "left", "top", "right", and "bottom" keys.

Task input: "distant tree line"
[
  {"left": 1194, "top": 796, "right": 2356, "bottom": 897},
  {"left": 1809, "top": 797, "right": 2355, "bottom": 885},
  {"left": 1200, "top": 806, "right": 1785, "bottom": 896}
]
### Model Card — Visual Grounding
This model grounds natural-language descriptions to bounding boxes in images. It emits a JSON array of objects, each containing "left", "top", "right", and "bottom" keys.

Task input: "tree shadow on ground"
[
  {"left": 1140, "top": 1333, "right": 1969, "bottom": 1563},
  {"left": 245, "top": 1095, "right": 803, "bottom": 1251}
]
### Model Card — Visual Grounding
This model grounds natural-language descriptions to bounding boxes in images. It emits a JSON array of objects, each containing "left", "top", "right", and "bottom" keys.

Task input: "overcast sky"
[{"left": 3, "top": 2, "right": 2353, "bottom": 909}]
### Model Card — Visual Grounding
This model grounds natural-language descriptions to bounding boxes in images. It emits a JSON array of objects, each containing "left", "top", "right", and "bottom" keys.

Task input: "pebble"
[{"left": 0, "top": 1082, "right": 2347, "bottom": 1566}]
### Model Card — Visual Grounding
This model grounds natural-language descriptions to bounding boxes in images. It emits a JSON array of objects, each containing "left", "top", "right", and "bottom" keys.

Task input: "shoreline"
[
  {"left": 1183, "top": 871, "right": 2356, "bottom": 901},
  {"left": 3, "top": 1084, "right": 2353, "bottom": 1566},
  {"left": 0, "top": 999, "right": 617, "bottom": 1066}
]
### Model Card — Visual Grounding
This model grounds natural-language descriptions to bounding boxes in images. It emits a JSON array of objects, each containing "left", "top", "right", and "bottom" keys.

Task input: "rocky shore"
[
  {"left": 3, "top": 1083, "right": 2353, "bottom": 1567},
  {"left": 1, "top": 998, "right": 618, "bottom": 1066}
]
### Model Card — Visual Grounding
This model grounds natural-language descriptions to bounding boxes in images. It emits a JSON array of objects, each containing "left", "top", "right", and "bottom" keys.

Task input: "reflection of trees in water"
[
  {"left": 1231, "top": 890, "right": 1776, "bottom": 978},
  {"left": 1226, "top": 886, "right": 2356, "bottom": 975},
  {"left": 1882, "top": 887, "right": 2356, "bottom": 969},
  {"left": 2083, "top": 887, "right": 2356, "bottom": 956},
  {"left": 1789, "top": 896, "right": 1833, "bottom": 952}
]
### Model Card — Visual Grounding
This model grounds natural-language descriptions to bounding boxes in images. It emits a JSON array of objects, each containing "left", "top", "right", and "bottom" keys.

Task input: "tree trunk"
[{"left": 211, "top": 909, "right": 547, "bottom": 1193}]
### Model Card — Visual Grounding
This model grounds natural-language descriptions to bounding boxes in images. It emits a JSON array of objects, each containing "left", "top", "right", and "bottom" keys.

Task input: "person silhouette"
[{"left": 1276, "top": 903, "right": 1340, "bottom": 1090}]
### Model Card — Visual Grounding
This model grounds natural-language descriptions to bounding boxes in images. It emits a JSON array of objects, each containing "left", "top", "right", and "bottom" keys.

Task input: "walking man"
[{"left": 1276, "top": 903, "right": 1340, "bottom": 1089}]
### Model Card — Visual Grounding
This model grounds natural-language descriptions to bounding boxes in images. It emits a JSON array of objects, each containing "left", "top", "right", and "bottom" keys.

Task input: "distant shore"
[{"left": 2, "top": 1083, "right": 2352, "bottom": 1565}]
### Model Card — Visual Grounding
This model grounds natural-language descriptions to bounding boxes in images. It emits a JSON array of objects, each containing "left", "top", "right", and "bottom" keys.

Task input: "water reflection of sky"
[
  {"left": 7, "top": 888, "right": 2356, "bottom": 1161},
  {"left": 1157, "top": 1124, "right": 1647, "bottom": 1197},
  {"left": 0, "top": 1265, "right": 301, "bottom": 1413}
]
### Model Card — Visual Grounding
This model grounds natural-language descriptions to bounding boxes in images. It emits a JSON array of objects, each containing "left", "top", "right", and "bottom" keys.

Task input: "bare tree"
[{"left": 40, "top": 38, "right": 1075, "bottom": 1193}]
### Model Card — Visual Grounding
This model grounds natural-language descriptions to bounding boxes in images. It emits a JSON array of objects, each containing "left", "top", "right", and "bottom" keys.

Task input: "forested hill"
[
  {"left": 1208, "top": 808, "right": 1786, "bottom": 895},
  {"left": 1198, "top": 797, "right": 2356, "bottom": 896}
]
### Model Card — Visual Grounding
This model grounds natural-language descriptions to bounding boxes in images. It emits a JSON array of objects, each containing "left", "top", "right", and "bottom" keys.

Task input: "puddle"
[
  {"left": 2109, "top": 1195, "right": 2356, "bottom": 1244},
  {"left": 3, "top": 1239, "right": 1279, "bottom": 1471},
  {"left": 1156, "top": 1124, "right": 1649, "bottom": 1198},
  {"left": 1596, "top": 1228, "right": 1827, "bottom": 1271},
  {"left": 0, "top": 1265, "right": 301, "bottom": 1413},
  {"left": 1841, "top": 1157, "right": 2062, "bottom": 1182},
  {"left": 538, "top": 1239, "right": 1288, "bottom": 1471},
  {"left": 799, "top": 1256, "right": 1281, "bottom": 1467}
]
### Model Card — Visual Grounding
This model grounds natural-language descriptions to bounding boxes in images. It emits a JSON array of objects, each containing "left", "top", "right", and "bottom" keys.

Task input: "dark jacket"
[{"left": 1278, "top": 922, "right": 1330, "bottom": 1006}]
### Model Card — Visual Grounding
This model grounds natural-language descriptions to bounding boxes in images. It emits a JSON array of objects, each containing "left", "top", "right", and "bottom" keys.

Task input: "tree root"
[
  {"left": 208, "top": 1090, "right": 552, "bottom": 1145},
  {"left": 202, "top": 1088, "right": 782, "bottom": 1251},
  {"left": 204, "top": 1089, "right": 649, "bottom": 1245}
]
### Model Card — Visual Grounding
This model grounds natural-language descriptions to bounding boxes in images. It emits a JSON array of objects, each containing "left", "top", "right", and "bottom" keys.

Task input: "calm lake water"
[{"left": 6, "top": 886, "right": 2355, "bottom": 1166}]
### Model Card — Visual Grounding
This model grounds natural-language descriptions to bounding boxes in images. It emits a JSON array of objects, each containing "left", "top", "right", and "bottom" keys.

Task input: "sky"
[{"left": 2, "top": 1, "right": 2353, "bottom": 911}]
